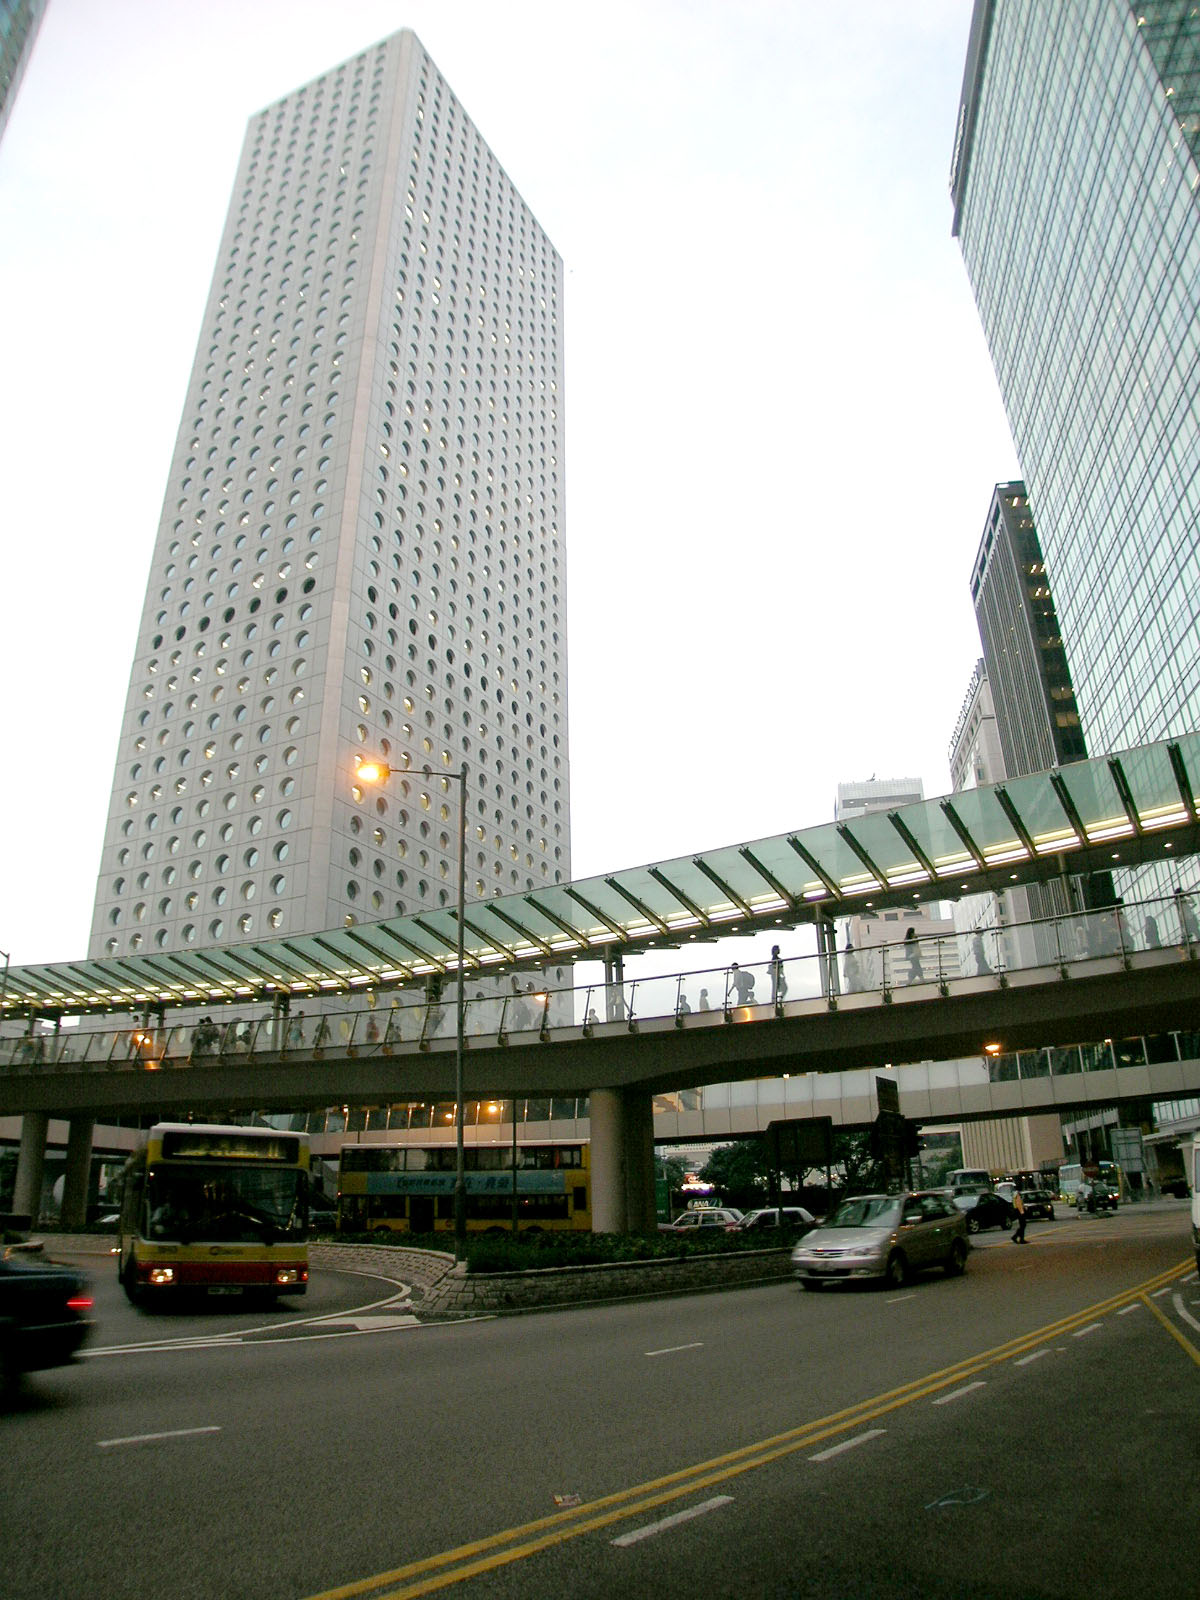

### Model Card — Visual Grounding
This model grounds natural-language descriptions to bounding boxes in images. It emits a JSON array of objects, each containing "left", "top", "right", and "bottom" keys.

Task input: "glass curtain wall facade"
[
  {"left": 951, "top": 0, "right": 1200, "bottom": 761},
  {"left": 970, "top": 483, "right": 1086, "bottom": 781},
  {"left": 0, "top": 0, "right": 46, "bottom": 144},
  {"left": 89, "top": 30, "right": 570, "bottom": 959}
]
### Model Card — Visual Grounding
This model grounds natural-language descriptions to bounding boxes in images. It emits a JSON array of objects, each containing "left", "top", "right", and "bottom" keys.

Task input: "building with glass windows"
[
  {"left": 969, "top": 483, "right": 1086, "bottom": 781},
  {"left": 88, "top": 30, "right": 570, "bottom": 960},
  {"left": 0, "top": 0, "right": 46, "bottom": 145},
  {"left": 833, "top": 778, "right": 963, "bottom": 993},
  {"left": 951, "top": 1, "right": 1200, "bottom": 764}
]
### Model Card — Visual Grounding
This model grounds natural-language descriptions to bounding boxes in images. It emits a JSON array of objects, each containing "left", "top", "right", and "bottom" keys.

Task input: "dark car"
[
  {"left": 0, "top": 1251, "right": 94, "bottom": 1389},
  {"left": 729, "top": 1206, "right": 817, "bottom": 1236},
  {"left": 952, "top": 1190, "right": 1016, "bottom": 1234},
  {"left": 1018, "top": 1188, "right": 1056, "bottom": 1221},
  {"left": 1078, "top": 1180, "right": 1118, "bottom": 1213},
  {"left": 308, "top": 1202, "right": 338, "bottom": 1233}
]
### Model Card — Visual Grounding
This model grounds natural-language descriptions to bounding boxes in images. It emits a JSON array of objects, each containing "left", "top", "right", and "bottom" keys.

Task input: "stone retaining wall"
[
  {"left": 310, "top": 1241, "right": 454, "bottom": 1297},
  {"left": 403, "top": 1245, "right": 794, "bottom": 1318}
]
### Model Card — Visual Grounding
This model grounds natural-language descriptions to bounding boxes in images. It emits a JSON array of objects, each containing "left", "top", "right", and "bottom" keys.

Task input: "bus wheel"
[
  {"left": 120, "top": 1257, "right": 143, "bottom": 1307},
  {"left": 0, "top": 1329, "right": 18, "bottom": 1395}
]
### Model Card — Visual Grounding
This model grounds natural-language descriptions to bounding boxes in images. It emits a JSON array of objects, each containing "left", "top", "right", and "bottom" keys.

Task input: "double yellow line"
[{"left": 306, "top": 1259, "right": 1196, "bottom": 1600}]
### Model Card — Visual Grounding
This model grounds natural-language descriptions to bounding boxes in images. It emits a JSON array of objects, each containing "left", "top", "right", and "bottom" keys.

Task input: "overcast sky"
[{"left": 0, "top": 0, "right": 1019, "bottom": 968}]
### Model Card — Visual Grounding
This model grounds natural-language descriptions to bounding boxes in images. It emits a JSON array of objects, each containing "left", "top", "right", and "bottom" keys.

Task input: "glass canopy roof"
[{"left": 4, "top": 733, "right": 1199, "bottom": 1017}]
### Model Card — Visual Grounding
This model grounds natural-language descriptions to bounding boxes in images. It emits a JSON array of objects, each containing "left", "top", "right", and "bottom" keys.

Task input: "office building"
[
  {"left": 951, "top": 0, "right": 1200, "bottom": 762},
  {"left": 947, "top": 657, "right": 1002, "bottom": 798},
  {"left": 834, "top": 778, "right": 963, "bottom": 991},
  {"left": 0, "top": 0, "right": 46, "bottom": 144},
  {"left": 946, "top": 658, "right": 1037, "bottom": 968},
  {"left": 965, "top": 482, "right": 1099, "bottom": 945},
  {"left": 834, "top": 777, "right": 924, "bottom": 825},
  {"left": 88, "top": 29, "right": 570, "bottom": 960},
  {"left": 969, "top": 483, "right": 1086, "bottom": 779}
]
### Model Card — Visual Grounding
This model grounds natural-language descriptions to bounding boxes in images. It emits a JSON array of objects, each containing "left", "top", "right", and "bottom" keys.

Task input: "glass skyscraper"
[
  {"left": 969, "top": 482, "right": 1086, "bottom": 781},
  {"left": 0, "top": 0, "right": 46, "bottom": 145},
  {"left": 951, "top": 0, "right": 1200, "bottom": 760},
  {"left": 89, "top": 31, "right": 570, "bottom": 958}
]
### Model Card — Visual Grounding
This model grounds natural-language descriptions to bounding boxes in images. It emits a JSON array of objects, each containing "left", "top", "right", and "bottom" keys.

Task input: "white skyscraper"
[{"left": 89, "top": 30, "right": 570, "bottom": 960}]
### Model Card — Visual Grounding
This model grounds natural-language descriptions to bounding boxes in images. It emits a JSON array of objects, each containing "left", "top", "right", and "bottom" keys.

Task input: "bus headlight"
[
  {"left": 274, "top": 1267, "right": 305, "bottom": 1286},
  {"left": 148, "top": 1267, "right": 176, "bottom": 1286}
]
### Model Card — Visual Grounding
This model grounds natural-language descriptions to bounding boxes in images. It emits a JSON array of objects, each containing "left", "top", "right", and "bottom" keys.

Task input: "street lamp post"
[{"left": 357, "top": 757, "right": 469, "bottom": 1260}]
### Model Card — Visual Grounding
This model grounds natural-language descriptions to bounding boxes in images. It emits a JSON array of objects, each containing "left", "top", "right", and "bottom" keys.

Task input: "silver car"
[{"left": 791, "top": 1191, "right": 968, "bottom": 1290}]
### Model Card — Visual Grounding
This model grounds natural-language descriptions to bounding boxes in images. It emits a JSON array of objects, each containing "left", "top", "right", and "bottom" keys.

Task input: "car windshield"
[{"left": 829, "top": 1196, "right": 900, "bottom": 1228}]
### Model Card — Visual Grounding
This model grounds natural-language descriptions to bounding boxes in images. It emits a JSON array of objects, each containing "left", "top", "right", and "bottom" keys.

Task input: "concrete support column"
[
  {"left": 12, "top": 1112, "right": 49, "bottom": 1225},
  {"left": 621, "top": 1088, "right": 657, "bottom": 1233},
  {"left": 60, "top": 1116, "right": 95, "bottom": 1229},
  {"left": 589, "top": 1088, "right": 625, "bottom": 1233},
  {"left": 589, "top": 1085, "right": 655, "bottom": 1233}
]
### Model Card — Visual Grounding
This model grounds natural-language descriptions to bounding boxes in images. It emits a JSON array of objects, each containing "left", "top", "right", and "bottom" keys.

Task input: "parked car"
[
  {"left": 0, "top": 1251, "right": 94, "bottom": 1390},
  {"left": 729, "top": 1206, "right": 816, "bottom": 1236},
  {"left": 952, "top": 1190, "right": 1016, "bottom": 1234},
  {"left": 791, "top": 1191, "right": 968, "bottom": 1289},
  {"left": 658, "top": 1207, "right": 744, "bottom": 1233}
]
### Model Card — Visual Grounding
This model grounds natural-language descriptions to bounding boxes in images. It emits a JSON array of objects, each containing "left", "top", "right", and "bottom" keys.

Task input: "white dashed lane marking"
[
  {"left": 931, "top": 1381, "right": 986, "bottom": 1406},
  {"left": 611, "top": 1496, "right": 733, "bottom": 1548},
  {"left": 809, "top": 1429, "right": 887, "bottom": 1461},
  {"left": 99, "top": 1426, "right": 220, "bottom": 1450}
]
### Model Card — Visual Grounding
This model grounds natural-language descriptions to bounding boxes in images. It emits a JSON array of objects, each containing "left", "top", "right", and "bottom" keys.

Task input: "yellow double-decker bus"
[
  {"left": 337, "top": 1140, "right": 592, "bottom": 1235},
  {"left": 118, "top": 1123, "right": 311, "bottom": 1303}
]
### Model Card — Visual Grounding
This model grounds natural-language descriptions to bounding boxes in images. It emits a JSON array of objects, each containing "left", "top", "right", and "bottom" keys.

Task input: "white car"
[
  {"left": 659, "top": 1207, "right": 743, "bottom": 1233},
  {"left": 730, "top": 1207, "right": 817, "bottom": 1235}
]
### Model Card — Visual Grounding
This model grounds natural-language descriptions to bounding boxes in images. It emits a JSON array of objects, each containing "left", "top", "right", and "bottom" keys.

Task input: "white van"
[
  {"left": 946, "top": 1168, "right": 992, "bottom": 1192},
  {"left": 1190, "top": 1137, "right": 1199, "bottom": 1273}
]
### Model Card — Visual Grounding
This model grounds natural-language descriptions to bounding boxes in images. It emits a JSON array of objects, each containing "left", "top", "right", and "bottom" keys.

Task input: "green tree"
[
  {"left": 656, "top": 1153, "right": 688, "bottom": 1191},
  {"left": 833, "top": 1130, "right": 884, "bottom": 1194},
  {"left": 700, "top": 1141, "right": 769, "bottom": 1209}
]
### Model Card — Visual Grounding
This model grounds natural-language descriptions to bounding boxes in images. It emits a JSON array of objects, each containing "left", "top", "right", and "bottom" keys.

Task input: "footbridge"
[{"left": 5, "top": 734, "right": 1200, "bottom": 1229}]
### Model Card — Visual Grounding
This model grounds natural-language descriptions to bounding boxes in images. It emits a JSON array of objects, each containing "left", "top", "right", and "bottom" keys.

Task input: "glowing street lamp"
[{"left": 358, "top": 754, "right": 469, "bottom": 1256}]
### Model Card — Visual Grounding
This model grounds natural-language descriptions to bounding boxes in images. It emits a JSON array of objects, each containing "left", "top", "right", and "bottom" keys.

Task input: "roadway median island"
[{"left": 312, "top": 1236, "right": 795, "bottom": 1317}]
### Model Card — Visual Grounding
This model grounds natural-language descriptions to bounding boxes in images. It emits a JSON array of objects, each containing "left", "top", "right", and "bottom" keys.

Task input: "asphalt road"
[{"left": 3, "top": 1204, "right": 1197, "bottom": 1600}]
